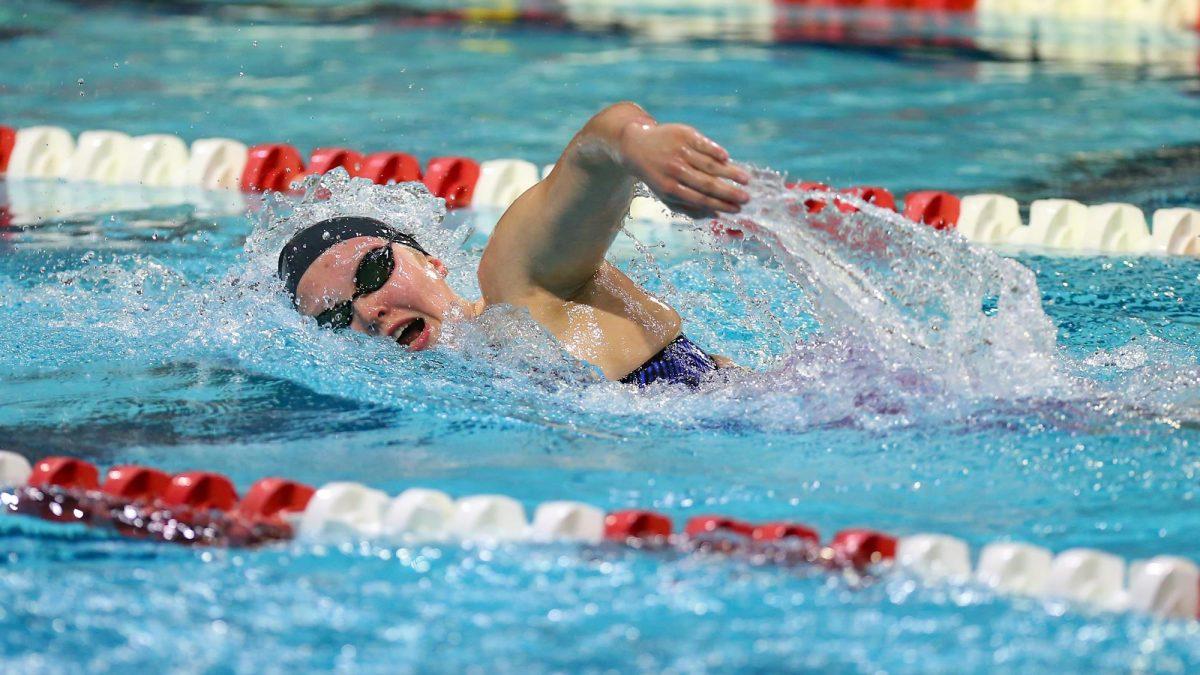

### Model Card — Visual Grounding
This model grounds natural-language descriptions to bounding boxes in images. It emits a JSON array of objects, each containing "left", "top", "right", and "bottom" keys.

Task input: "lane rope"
[
  {"left": 1, "top": 451, "right": 1196, "bottom": 620},
  {"left": 1, "top": 123, "right": 1197, "bottom": 256}
]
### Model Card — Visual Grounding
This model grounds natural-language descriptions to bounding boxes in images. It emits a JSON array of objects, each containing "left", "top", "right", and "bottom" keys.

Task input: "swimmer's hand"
[{"left": 619, "top": 121, "right": 752, "bottom": 219}]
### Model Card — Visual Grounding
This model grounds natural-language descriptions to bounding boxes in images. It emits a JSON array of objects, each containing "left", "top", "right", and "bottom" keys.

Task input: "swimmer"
[{"left": 278, "top": 102, "right": 751, "bottom": 387}]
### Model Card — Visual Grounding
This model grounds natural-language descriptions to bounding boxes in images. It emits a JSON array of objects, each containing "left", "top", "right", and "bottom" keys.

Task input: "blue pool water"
[{"left": 2, "top": 1, "right": 1200, "bottom": 672}]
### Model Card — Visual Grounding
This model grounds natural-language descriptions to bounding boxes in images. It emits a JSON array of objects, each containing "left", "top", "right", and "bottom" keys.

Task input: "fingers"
[
  {"left": 684, "top": 147, "right": 751, "bottom": 185},
  {"left": 663, "top": 180, "right": 741, "bottom": 218},
  {"left": 688, "top": 131, "right": 730, "bottom": 163},
  {"left": 675, "top": 164, "right": 749, "bottom": 210}
]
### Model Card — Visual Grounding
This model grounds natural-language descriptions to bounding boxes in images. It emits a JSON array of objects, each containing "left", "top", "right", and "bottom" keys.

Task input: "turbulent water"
[{"left": 3, "top": 167, "right": 1196, "bottom": 441}]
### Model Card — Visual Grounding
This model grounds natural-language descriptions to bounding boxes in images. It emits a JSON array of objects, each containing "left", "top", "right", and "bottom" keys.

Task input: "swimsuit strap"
[{"left": 620, "top": 334, "right": 718, "bottom": 388}]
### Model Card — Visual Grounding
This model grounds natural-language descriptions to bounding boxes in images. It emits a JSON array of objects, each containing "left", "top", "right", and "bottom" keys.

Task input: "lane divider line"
[
  {"left": 0, "top": 123, "right": 1197, "bottom": 256},
  {"left": 2, "top": 451, "right": 1196, "bottom": 621}
]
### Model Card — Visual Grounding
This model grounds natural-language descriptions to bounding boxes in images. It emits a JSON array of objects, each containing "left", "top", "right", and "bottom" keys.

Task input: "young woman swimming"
[{"left": 277, "top": 101, "right": 751, "bottom": 387}]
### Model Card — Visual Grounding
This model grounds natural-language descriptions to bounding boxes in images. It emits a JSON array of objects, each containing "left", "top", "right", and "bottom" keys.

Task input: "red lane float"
[
  {"left": 604, "top": 509, "right": 673, "bottom": 542},
  {"left": 11, "top": 460, "right": 295, "bottom": 546},
  {"left": 830, "top": 528, "right": 898, "bottom": 569},
  {"left": 0, "top": 126, "right": 15, "bottom": 174},
  {"left": 101, "top": 465, "right": 171, "bottom": 502},
  {"left": 7, "top": 454, "right": 898, "bottom": 575},
  {"left": 836, "top": 186, "right": 897, "bottom": 213},
  {"left": 424, "top": 157, "right": 481, "bottom": 209},
  {"left": 358, "top": 152, "right": 422, "bottom": 185},
  {"left": 28, "top": 457, "right": 99, "bottom": 490},
  {"left": 161, "top": 472, "right": 239, "bottom": 512},
  {"left": 240, "top": 143, "right": 306, "bottom": 192},
  {"left": 904, "top": 190, "right": 960, "bottom": 230},
  {"left": 236, "top": 477, "right": 315, "bottom": 522},
  {"left": 685, "top": 515, "right": 755, "bottom": 539},
  {"left": 308, "top": 147, "right": 364, "bottom": 177},
  {"left": 751, "top": 522, "right": 820, "bottom": 545}
]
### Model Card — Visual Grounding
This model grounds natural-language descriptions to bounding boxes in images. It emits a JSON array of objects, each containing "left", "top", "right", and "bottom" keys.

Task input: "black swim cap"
[{"left": 277, "top": 215, "right": 428, "bottom": 303}]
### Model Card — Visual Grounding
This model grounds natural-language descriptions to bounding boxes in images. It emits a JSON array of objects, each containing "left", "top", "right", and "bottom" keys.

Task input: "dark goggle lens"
[
  {"left": 354, "top": 244, "right": 394, "bottom": 296},
  {"left": 313, "top": 244, "right": 396, "bottom": 331},
  {"left": 315, "top": 302, "right": 354, "bottom": 330}
]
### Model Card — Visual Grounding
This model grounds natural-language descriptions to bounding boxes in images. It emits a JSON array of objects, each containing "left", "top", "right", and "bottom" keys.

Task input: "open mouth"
[{"left": 394, "top": 318, "right": 426, "bottom": 348}]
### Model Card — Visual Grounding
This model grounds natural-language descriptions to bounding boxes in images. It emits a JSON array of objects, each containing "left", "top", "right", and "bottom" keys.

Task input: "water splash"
[
  {"left": 3, "top": 167, "right": 1195, "bottom": 436},
  {"left": 690, "top": 166, "right": 1073, "bottom": 412}
]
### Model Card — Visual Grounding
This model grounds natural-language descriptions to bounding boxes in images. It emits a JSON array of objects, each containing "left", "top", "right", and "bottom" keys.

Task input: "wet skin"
[{"left": 293, "top": 101, "right": 750, "bottom": 379}]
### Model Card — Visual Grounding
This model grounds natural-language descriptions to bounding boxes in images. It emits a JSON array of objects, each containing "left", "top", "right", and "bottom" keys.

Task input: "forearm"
[
  {"left": 481, "top": 104, "right": 655, "bottom": 297},
  {"left": 480, "top": 101, "right": 746, "bottom": 301}
]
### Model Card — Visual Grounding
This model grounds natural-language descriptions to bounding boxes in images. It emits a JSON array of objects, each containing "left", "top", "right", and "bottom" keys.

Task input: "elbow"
[
  {"left": 606, "top": 100, "right": 646, "bottom": 117},
  {"left": 592, "top": 101, "right": 650, "bottom": 132},
  {"left": 568, "top": 102, "right": 653, "bottom": 170}
]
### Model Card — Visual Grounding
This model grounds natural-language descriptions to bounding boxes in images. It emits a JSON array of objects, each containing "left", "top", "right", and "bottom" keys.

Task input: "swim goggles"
[{"left": 314, "top": 244, "right": 396, "bottom": 330}]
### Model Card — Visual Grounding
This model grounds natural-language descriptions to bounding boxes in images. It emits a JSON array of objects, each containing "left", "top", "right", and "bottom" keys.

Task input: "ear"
[{"left": 428, "top": 256, "right": 449, "bottom": 278}]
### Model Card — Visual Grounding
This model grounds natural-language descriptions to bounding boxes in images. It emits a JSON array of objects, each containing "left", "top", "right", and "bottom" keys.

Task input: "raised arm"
[{"left": 478, "top": 102, "right": 750, "bottom": 301}]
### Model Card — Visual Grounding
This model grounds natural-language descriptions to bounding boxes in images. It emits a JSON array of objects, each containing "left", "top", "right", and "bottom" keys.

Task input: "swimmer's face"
[{"left": 293, "top": 236, "right": 469, "bottom": 351}]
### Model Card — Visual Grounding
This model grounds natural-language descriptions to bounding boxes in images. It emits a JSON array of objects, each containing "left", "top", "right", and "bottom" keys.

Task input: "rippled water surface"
[{"left": 2, "top": 1, "right": 1200, "bottom": 673}]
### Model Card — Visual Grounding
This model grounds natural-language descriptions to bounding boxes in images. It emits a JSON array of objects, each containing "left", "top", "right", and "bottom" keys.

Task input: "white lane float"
[
  {"left": 1150, "top": 208, "right": 1200, "bottom": 256},
  {"left": 1127, "top": 556, "right": 1200, "bottom": 619},
  {"left": 472, "top": 159, "right": 539, "bottom": 209},
  {"left": 381, "top": 488, "right": 455, "bottom": 541},
  {"left": 541, "top": 163, "right": 555, "bottom": 180},
  {"left": 1047, "top": 548, "right": 1128, "bottom": 611},
  {"left": 958, "top": 194, "right": 1022, "bottom": 245},
  {"left": 66, "top": 130, "right": 133, "bottom": 184},
  {"left": 297, "top": 482, "right": 390, "bottom": 540},
  {"left": 1084, "top": 203, "right": 1151, "bottom": 253},
  {"left": 185, "top": 138, "right": 248, "bottom": 190},
  {"left": 451, "top": 495, "right": 529, "bottom": 542},
  {"left": 123, "top": 134, "right": 189, "bottom": 187},
  {"left": 6, "top": 126, "right": 75, "bottom": 179},
  {"left": 530, "top": 501, "right": 606, "bottom": 544},
  {"left": 896, "top": 534, "right": 972, "bottom": 582},
  {"left": 1015, "top": 198, "right": 1088, "bottom": 249},
  {"left": 975, "top": 542, "right": 1053, "bottom": 595},
  {"left": 0, "top": 450, "right": 33, "bottom": 488}
]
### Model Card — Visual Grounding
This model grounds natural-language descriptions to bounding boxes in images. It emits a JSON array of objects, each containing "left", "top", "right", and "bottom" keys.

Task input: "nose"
[{"left": 352, "top": 294, "right": 392, "bottom": 334}]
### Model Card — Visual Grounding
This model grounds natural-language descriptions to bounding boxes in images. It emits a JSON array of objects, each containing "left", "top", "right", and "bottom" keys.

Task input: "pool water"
[{"left": 2, "top": 1, "right": 1200, "bottom": 672}]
